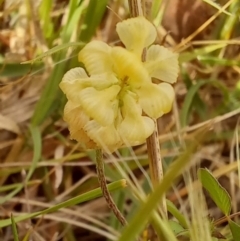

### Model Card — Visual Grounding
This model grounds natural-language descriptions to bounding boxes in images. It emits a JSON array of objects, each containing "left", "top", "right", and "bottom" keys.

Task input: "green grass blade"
[
  {"left": 79, "top": 0, "right": 109, "bottom": 42},
  {"left": 0, "top": 63, "right": 43, "bottom": 77},
  {"left": 0, "top": 125, "right": 41, "bottom": 204},
  {"left": 167, "top": 200, "right": 188, "bottom": 229},
  {"left": 0, "top": 179, "right": 126, "bottom": 228},
  {"left": 151, "top": 0, "right": 162, "bottom": 20},
  {"left": 62, "top": 1, "right": 85, "bottom": 42},
  {"left": 198, "top": 168, "right": 231, "bottom": 215},
  {"left": 0, "top": 180, "right": 39, "bottom": 193},
  {"left": 203, "top": 0, "right": 232, "bottom": 16},
  {"left": 180, "top": 80, "right": 229, "bottom": 127},
  {"left": 39, "top": 0, "right": 53, "bottom": 39},
  {"left": 22, "top": 231, "right": 31, "bottom": 241},
  {"left": 220, "top": 0, "right": 240, "bottom": 40},
  {"left": 31, "top": 52, "right": 67, "bottom": 126},
  {"left": 179, "top": 44, "right": 227, "bottom": 63},
  {"left": 31, "top": 0, "right": 84, "bottom": 126},
  {"left": 11, "top": 214, "right": 19, "bottom": 241},
  {"left": 117, "top": 129, "right": 207, "bottom": 241},
  {"left": 198, "top": 56, "right": 240, "bottom": 66},
  {"left": 22, "top": 42, "right": 84, "bottom": 64}
]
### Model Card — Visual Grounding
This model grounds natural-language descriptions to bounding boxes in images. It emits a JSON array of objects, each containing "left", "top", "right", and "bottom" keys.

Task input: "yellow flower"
[{"left": 60, "top": 16, "right": 179, "bottom": 153}]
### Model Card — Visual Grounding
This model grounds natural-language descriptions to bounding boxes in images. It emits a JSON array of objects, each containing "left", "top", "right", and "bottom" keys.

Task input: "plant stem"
[
  {"left": 128, "top": 0, "right": 168, "bottom": 219},
  {"left": 146, "top": 121, "right": 167, "bottom": 218},
  {"left": 95, "top": 149, "right": 127, "bottom": 226},
  {"left": 128, "top": 0, "right": 143, "bottom": 17}
]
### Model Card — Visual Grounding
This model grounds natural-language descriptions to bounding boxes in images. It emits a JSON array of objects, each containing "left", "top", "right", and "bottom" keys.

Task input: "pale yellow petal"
[
  {"left": 79, "top": 85, "right": 121, "bottom": 126},
  {"left": 78, "top": 41, "right": 112, "bottom": 75},
  {"left": 118, "top": 92, "right": 154, "bottom": 145},
  {"left": 112, "top": 47, "right": 151, "bottom": 87},
  {"left": 119, "top": 115, "right": 154, "bottom": 146},
  {"left": 60, "top": 69, "right": 118, "bottom": 102},
  {"left": 62, "top": 67, "right": 88, "bottom": 83},
  {"left": 63, "top": 101, "right": 89, "bottom": 128},
  {"left": 116, "top": 16, "right": 157, "bottom": 57},
  {"left": 69, "top": 128, "right": 96, "bottom": 149},
  {"left": 63, "top": 101, "right": 96, "bottom": 148},
  {"left": 120, "top": 90, "right": 141, "bottom": 118},
  {"left": 80, "top": 73, "right": 119, "bottom": 90},
  {"left": 144, "top": 45, "right": 179, "bottom": 83},
  {"left": 135, "top": 83, "right": 175, "bottom": 118},
  {"left": 60, "top": 67, "right": 88, "bottom": 100},
  {"left": 84, "top": 120, "right": 122, "bottom": 153}
]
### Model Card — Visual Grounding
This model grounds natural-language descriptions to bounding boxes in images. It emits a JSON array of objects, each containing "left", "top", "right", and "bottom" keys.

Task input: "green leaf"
[
  {"left": 229, "top": 220, "right": 240, "bottom": 241},
  {"left": 0, "top": 179, "right": 126, "bottom": 228},
  {"left": 198, "top": 168, "right": 231, "bottom": 215},
  {"left": 11, "top": 214, "right": 19, "bottom": 241}
]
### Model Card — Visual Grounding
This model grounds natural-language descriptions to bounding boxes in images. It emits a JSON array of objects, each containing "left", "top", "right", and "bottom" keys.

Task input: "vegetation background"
[{"left": 0, "top": 0, "right": 240, "bottom": 240}]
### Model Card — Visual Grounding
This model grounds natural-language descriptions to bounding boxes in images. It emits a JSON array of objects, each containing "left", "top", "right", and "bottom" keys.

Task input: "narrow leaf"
[
  {"left": 229, "top": 220, "right": 240, "bottom": 241},
  {"left": 22, "top": 42, "right": 84, "bottom": 64},
  {"left": 11, "top": 214, "right": 19, "bottom": 241},
  {"left": 198, "top": 168, "right": 231, "bottom": 215},
  {"left": 167, "top": 200, "right": 188, "bottom": 228}
]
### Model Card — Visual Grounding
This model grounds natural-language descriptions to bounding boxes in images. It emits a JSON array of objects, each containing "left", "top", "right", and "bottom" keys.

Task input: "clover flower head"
[{"left": 60, "top": 16, "right": 179, "bottom": 153}]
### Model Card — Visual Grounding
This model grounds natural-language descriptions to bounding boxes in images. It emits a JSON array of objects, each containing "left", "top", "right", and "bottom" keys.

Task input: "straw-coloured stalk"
[{"left": 128, "top": 0, "right": 178, "bottom": 218}]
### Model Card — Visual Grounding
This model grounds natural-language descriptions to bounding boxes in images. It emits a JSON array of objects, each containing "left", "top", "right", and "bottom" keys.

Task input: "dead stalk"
[{"left": 95, "top": 149, "right": 127, "bottom": 226}]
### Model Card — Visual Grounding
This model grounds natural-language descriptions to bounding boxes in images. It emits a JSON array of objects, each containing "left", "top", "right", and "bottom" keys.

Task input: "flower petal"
[
  {"left": 135, "top": 83, "right": 175, "bottom": 118},
  {"left": 144, "top": 45, "right": 179, "bottom": 83},
  {"left": 79, "top": 85, "right": 120, "bottom": 126},
  {"left": 62, "top": 67, "right": 88, "bottom": 82},
  {"left": 118, "top": 92, "right": 154, "bottom": 145},
  {"left": 60, "top": 67, "right": 88, "bottom": 100},
  {"left": 63, "top": 101, "right": 89, "bottom": 128},
  {"left": 112, "top": 47, "right": 151, "bottom": 87},
  {"left": 116, "top": 16, "right": 157, "bottom": 57},
  {"left": 78, "top": 41, "right": 112, "bottom": 75},
  {"left": 63, "top": 101, "right": 96, "bottom": 148},
  {"left": 60, "top": 68, "right": 118, "bottom": 102},
  {"left": 84, "top": 120, "right": 122, "bottom": 153},
  {"left": 81, "top": 73, "right": 119, "bottom": 90}
]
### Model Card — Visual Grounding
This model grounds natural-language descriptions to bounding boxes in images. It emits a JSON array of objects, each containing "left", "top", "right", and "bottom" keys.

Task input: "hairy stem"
[{"left": 96, "top": 149, "right": 127, "bottom": 226}]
